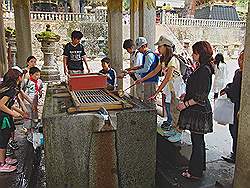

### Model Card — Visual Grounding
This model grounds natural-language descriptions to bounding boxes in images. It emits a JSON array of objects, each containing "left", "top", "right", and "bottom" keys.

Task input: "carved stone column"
[
  {"left": 13, "top": 0, "right": 32, "bottom": 68},
  {"left": 107, "top": 0, "right": 123, "bottom": 90},
  {"left": 233, "top": 2, "right": 250, "bottom": 187},
  {"left": 35, "top": 25, "right": 60, "bottom": 82},
  {"left": 5, "top": 27, "right": 17, "bottom": 67}
]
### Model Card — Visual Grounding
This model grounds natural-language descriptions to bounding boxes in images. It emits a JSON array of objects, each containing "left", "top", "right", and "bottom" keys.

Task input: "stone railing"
[
  {"left": 3, "top": 10, "right": 107, "bottom": 22},
  {"left": 162, "top": 15, "right": 246, "bottom": 28}
]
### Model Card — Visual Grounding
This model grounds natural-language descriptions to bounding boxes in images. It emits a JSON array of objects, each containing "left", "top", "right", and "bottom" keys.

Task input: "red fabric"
[{"left": 29, "top": 77, "right": 39, "bottom": 93}]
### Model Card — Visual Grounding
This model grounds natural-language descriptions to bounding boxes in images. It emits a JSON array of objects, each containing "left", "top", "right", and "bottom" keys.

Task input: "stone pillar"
[
  {"left": 233, "top": 3, "right": 250, "bottom": 188},
  {"left": 0, "top": 0, "right": 8, "bottom": 76},
  {"left": 5, "top": 27, "right": 17, "bottom": 68},
  {"left": 35, "top": 25, "right": 60, "bottom": 82},
  {"left": 6, "top": 36, "right": 17, "bottom": 67},
  {"left": 13, "top": 0, "right": 32, "bottom": 68},
  {"left": 130, "top": 0, "right": 140, "bottom": 96},
  {"left": 138, "top": 0, "right": 156, "bottom": 50},
  {"left": 138, "top": 0, "right": 156, "bottom": 105},
  {"left": 107, "top": 0, "right": 123, "bottom": 89},
  {"left": 130, "top": 0, "right": 139, "bottom": 42}
]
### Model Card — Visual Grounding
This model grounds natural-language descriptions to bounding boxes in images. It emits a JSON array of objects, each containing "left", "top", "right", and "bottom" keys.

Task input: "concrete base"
[
  {"left": 43, "top": 84, "right": 157, "bottom": 188},
  {"left": 41, "top": 65, "right": 60, "bottom": 82}
]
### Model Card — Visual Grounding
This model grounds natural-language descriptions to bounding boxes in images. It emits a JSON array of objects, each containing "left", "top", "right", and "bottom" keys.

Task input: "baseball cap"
[
  {"left": 155, "top": 36, "right": 174, "bottom": 48},
  {"left": 12, "top": 66, "right": 23, "bottom": 74},
  {"left": 135, "top": 37, "right": 148, "bottom": 49}
]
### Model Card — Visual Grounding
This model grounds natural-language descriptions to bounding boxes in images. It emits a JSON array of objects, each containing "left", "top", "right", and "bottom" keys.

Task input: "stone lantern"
[
  {"left": 97, "top": 36, "right": 106, "bottom": 57},
  {"left": 5, "top": 27, "right": 17, "bottom": 68},
  {"left": 35, "top": 24, "right": 60, "bottom": 82}
]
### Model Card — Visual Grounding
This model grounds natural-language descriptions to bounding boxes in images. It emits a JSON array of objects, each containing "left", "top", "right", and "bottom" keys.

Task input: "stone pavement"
[
  {"left": 156, "top": 117, "right": 235, "bottom": 188},
  {"left": 0, "top": 122, "right": 45, "bottom": 188}
]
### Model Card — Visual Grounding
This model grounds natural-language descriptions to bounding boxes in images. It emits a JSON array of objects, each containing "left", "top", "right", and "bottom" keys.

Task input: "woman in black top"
[
  {"left": 0, "top": 67, "right": 27, "bottom": 173},
  {"left": 177, "top": 41, "right": 214, "bottom": 179}
]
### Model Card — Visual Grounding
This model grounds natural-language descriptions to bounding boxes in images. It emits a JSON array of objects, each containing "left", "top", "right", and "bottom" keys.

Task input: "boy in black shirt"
[{"left": 63, "top": 31, "right": 90, "bottom": 75}]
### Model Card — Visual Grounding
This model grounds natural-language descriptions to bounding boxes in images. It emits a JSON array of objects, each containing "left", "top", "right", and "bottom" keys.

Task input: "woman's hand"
[
  {"left": 32, "top": 104, "right": 38, "bottom": 112},
  {"left": 179, "top": 93, "right": 186, "bottom": 101},
  {"left": 12, "top": 111, "right": 22, "bottom": 118},
  {"left": 177, "top": 102, "right": 186, "bottom": 111},
  {"left": 220, "top": 89, "right": 226, "bottom": 96},
  {"left": 148, "top": 93, "right": 157, "bottom": 101},
  {"left": 22, "top": 112, "right": 30, "bottom": 119}
]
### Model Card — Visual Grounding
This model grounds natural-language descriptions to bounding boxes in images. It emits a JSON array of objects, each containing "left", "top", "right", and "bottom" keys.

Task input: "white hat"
[
  {"left": 155, "top": 35, "right": 174, "bottom": 47},
  {"left": 135, "top": 37, "right": 148, "bottom": 49},
  {"left": 12, "top": 66, "right": 23, "bottom": 74}
]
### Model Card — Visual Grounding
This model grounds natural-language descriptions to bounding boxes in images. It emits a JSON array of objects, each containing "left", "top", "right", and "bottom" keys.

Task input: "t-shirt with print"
[
  {"left": 23, "top": 78, "right": 43, "bottom": 100},
  {"left": 63, "top": 43, "right": 86, "bottom": 71}
]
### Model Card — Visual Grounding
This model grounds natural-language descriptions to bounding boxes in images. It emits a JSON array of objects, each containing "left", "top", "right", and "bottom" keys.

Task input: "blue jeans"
[{"left": 165, "top": 102, "right": 173, "bottom": 125}]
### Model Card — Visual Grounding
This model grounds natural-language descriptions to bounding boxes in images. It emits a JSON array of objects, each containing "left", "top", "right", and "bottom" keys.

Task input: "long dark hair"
[
  {"left": 160, "top": 45, "right": 174, "bottom": 66},
  {"left": 0, "top": 69, "right": 23, "bottom": 93},
  {"left": 192, "top": 41, "right": 214, "bottom": 73},
  {"left": 214, "top": 53, "right": 225, "bottom": 69}
]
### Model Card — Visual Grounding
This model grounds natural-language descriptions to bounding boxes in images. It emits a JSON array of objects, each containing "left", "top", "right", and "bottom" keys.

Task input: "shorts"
[
  {"left": 9, "top": 118, "right": 15, "bottom": 132},
  {"left": 0, "top": 128, "right": 11, "bottom": 149}
]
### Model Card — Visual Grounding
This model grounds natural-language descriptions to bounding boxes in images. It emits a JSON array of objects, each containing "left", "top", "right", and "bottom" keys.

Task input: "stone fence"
[
  {"left": 4, "top": 10, "right": 246, "bottom": 28},
  {"left": 161, "top": 14, "right": 246, "bottom": 28},
  {"left": 4, "top": 10, "right": 107, "bottom": 22}
]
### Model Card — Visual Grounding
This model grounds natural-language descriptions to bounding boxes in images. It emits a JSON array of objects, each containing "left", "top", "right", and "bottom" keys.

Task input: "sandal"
[
  {"left": 181, "top": 170, "right": 201, "bottom": 180},
  {"left": 0, "top": 163, "right": 17, "bottom": 173},
  {"left": 5, "top": 157, "right": 18, "bottom": 165}
]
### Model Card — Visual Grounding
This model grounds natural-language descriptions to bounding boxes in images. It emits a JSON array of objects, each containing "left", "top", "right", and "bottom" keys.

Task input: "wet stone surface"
[{"left": 0, "top": 122, "right": 45, "bottom": 188}]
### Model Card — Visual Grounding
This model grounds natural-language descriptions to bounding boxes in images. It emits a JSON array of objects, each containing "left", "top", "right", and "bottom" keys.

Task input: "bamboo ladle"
[{"left": 118, "top": 83, "right": 137, "bottom": 97}]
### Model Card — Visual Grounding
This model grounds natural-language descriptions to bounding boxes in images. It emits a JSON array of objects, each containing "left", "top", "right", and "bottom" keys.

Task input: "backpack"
[
  {"left": 142, "top": 51, "right": 162, "bottom": 77},
  {"left": 174, "top": 54, "right": 194, "bottom": 82}
]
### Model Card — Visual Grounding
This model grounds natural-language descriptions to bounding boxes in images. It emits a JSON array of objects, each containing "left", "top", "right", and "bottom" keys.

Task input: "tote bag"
[
  {"left": 214, "top": 97, "right": 234, "bottom": 125},
  {"left": 171, "top": 76, "right": 186, "bottom": 99}
]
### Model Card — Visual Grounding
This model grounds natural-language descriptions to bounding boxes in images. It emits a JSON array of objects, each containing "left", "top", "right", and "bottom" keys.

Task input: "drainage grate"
[
  {"left": 68, "top": 89, "right": 133, "bottom": 113},
  {"left": 73, "top": 90, "right": 118, "bottom": 104}
]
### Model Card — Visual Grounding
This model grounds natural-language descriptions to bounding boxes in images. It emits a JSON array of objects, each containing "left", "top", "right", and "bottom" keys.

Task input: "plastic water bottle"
[{"left": 40, "top": 133, "right": 44, "bottom": 146}]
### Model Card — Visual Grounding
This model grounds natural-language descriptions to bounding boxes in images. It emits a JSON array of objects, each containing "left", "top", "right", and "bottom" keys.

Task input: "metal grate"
[
  {"left": 68, "top": 89, "right": 133, "bottom": 113},
  {"left": 73, "top": 90, "right": 118, "bottom": 104}
]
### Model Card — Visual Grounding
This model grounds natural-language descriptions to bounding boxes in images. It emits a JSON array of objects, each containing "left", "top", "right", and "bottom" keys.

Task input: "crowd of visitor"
[{"left": 0, "top": 30, "right": 244, "bottom": 181}]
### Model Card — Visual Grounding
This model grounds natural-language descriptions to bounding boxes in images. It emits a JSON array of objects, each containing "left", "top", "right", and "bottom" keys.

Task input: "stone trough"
[{"left": 42, "top": 83, "right": 157, "bottom": 188}]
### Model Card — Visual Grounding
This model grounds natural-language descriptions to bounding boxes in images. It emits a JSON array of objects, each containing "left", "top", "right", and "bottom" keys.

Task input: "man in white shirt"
[{"left": 122, "top": 39, "right": 144, "bottom": 99}]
